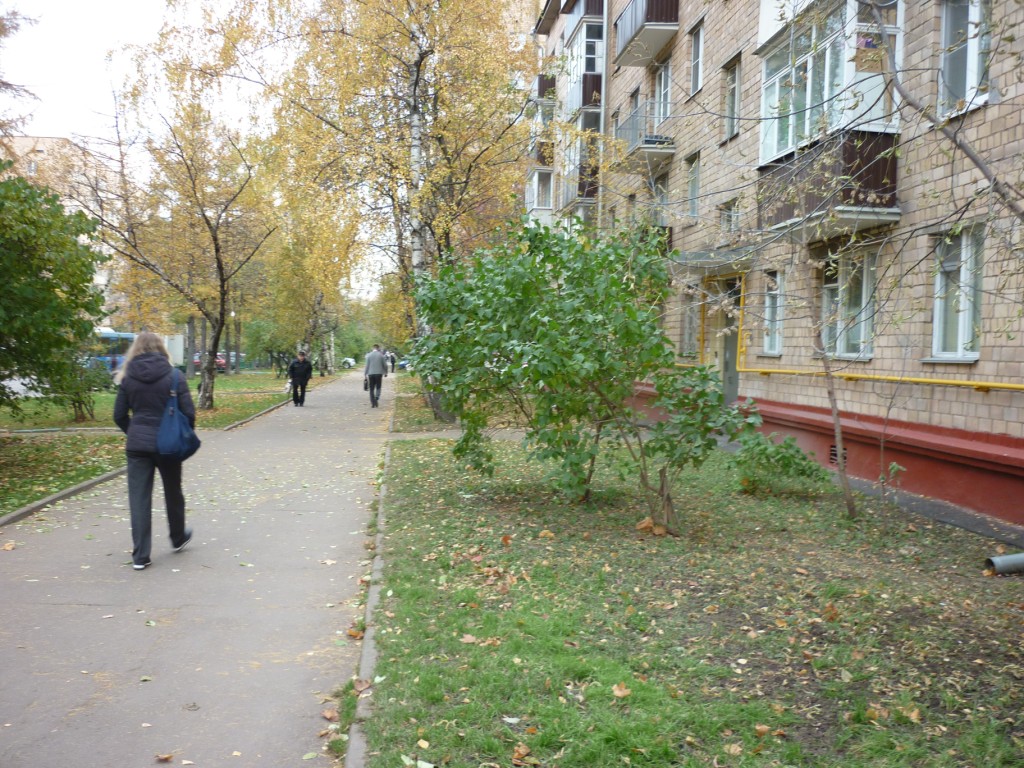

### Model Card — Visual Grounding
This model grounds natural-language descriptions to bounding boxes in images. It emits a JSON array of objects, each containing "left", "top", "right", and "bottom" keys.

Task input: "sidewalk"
[{"left": 0, "top": 371, "right": 390, "bottom": 767}]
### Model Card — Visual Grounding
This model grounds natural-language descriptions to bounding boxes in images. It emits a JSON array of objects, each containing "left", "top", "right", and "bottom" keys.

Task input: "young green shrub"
[{"left": 730, "top": 431, "right": 832, "bottom": 495}]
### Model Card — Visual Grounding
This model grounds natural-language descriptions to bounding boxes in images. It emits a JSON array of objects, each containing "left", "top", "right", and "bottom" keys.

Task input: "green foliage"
[
  {"left": 730, "top": 430, "right": 832, "bottom": 494},
  {"left": 0, "top": 166, "right": 107, "bottom": 412},
  {"left": 413, "top": 221, "right": 758, "bottom": 523}
]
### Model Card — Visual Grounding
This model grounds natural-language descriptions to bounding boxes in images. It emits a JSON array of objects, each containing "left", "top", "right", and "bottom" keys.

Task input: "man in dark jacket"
[
  {"left": 287, "top": 350, "right": 313, "bottom": 407},
  {"left": 113, "top": 332, "right": 196, "bottom": 570}
]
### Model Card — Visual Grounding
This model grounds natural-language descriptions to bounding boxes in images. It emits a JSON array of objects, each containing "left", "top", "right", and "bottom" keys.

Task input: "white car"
[{"left": 340, "top": 357, "right": 356, "bottom": 369}]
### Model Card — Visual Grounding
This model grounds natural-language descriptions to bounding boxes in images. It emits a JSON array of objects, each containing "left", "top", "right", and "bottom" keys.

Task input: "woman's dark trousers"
[{"left": 127, "top": 451, "right": 186, "bottom": 565}]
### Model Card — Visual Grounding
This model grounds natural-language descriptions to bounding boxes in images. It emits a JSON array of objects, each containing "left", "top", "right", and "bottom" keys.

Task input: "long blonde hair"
[{"left": 114, "top": 332, "right": 170, "bottom": 384}]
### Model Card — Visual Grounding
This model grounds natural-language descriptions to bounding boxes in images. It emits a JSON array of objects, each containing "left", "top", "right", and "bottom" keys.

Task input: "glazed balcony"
[
  {"left": 566, "top": 72, "right": 603, "bottom": 117},
  {"left": 559, "top": 162, "right": 599, "bottom": 211},
  {"left": 614, "top": 0, "right": 679, "bottom": 67},
  {"left": 757, "top": 130, "right": 900, "bottom": 242}
]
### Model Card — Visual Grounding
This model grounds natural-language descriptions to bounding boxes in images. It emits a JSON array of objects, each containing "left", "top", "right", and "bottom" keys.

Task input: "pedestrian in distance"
[
  {"left": 287, "top": 350, "right": 313, "bottom": 407},
  {"left": 113, "top": 332, "right": 195, "bottom": 570},
  {"left": 389, "top": 351, "right": 397, "bottom": 373},
  {"left": 364, "top": 343, "right": 388, "bottom": 408}
]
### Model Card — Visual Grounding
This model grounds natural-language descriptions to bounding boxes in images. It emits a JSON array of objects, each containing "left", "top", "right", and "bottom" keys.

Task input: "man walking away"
[
  {"left": 364, "top": 344, "right": 388, "bottom": 408},
  {"left": 287, "top": 350, "right": 313, "bottom": 406}
]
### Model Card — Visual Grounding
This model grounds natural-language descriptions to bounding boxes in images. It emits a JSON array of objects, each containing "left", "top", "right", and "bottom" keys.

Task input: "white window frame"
[
  {"left": 720, "top": 198, "right": 740, "bottom": 234},
  {"left": 723, "top": 58, "right": 741, "bottom": 139},
  {"left": 685, "top": 153, "right": 700, "bottom": 219},
  {"left": 653, "top": 173, "right": 670, "bottom": 227},
  {"left": 654, "top": 60, "right": 672, "bottom": 124},
  {"left": 939, "top": 0, "right": 992, "bottom": 116},
  {"left": 763, "top": 270, "right": 783, "bottom": 354},
  {"left": 759, "top": 3, "right": 846, "bottom": 162},
  {"left": 821, "top": 252, "right": 875, "bottom": 358},
  {"left": 535, "top": 170, "right": 553, "bottom": 210},
  {"left": 679, "top": 284, "right": 701, "bottom": 360},
  {"left": 932, "top": 227, "right": 982, "bottom": 359},
  {"left": 690, "top": 23, "right": 704, "bottom": 94}
]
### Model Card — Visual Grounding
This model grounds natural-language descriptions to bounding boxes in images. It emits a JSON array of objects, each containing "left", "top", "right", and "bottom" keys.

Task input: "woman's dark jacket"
[{"left": 113, "top": 353, "right": 196, "bottom": 454}]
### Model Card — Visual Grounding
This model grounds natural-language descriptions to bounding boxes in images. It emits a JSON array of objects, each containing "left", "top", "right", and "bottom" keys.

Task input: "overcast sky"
[{"left": 3, "top": 0, "right": 168, "bottom": 140}]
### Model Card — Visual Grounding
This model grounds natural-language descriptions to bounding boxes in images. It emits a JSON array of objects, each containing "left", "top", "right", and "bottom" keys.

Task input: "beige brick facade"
[{"left": 534, "top": 0, "right": 1024, "bottom": 521}]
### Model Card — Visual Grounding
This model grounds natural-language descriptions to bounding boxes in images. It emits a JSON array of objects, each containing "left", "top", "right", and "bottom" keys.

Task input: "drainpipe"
[
  {"left": 986, "top": 553, "right": 1024, "bottom": 575},
  {"left": 597, "top": 0, "right": 609, "bottom": 229}
]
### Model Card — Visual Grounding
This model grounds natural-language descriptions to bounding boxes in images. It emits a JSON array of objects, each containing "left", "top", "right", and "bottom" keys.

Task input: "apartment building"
[{"left": 530, "top": 0, "right": 1024, "bottom": 526}]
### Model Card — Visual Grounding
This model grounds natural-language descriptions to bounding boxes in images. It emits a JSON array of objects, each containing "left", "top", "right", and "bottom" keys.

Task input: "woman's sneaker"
[{"left": 173, "top": 528, "right": 193, "bottom": 552}]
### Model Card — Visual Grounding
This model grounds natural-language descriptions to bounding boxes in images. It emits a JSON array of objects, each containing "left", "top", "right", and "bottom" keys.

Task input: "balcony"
[
  {"left": 757, "top": 131, "right": 900, "bottom": 242},
  {"left": 559, "top": 162, "right": 599, "bottom": 211},
  {"left": 614, "top": 0, "right": 679, "bottom": 68},
  {"left": 532, "top": 139, "right": 554, "bottom": 166},
  {"left": 614, "top": 100, "right": 675, "bottom": 171},
  {"left": 566, "top": 72, "right": 603, "bottom": 117},
  {"left": 535, "top": 74, "right": 556, "bottom": 102}
]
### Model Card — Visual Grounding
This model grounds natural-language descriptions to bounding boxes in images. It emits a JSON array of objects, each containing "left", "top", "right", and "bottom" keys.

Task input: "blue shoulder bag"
[{"left": 157, "top": 370, "right": 201, "bottom": 461}]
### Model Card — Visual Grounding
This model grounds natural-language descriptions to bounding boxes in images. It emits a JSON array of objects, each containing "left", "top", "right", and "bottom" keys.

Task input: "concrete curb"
[{"left": 345, "top": 425, "right": 392, "bottom": 767}]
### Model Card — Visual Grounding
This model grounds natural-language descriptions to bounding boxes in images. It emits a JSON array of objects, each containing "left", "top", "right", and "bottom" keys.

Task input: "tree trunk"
[{"left": 819, "top": 348, "right": 858, "bottom": 519}]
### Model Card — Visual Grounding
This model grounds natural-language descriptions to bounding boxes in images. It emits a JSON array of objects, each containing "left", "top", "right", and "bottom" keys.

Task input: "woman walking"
[{"left": 113, "top": 332, "right": 195, "bottom": 570}]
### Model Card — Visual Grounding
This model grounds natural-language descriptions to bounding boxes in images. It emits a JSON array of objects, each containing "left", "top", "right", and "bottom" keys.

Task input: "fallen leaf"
[
  {"left": 459, "top": 634, "right": 478, "bottom": 644},
  {"left": 322, "top": 709, "right": 339, "bottom": 722},
  {"left": 612, "top": 682, "right": 631, "bottom": 698},
  {"left": 2, "top": 541, "right": 15, "bottom": 551},
  {"left": 501, "top": 535, "right": 512, "bottom": 547},
  {"left": 417, "top": 739, "right": 430, "bottom": 749},
  {"left": 155, "top": 755, "right": 173, "bottom": 763},
  {"left": 353, "top": 679, "right": 372, "bottom": 693},
  {"left": 794, "top": 567, "right": 809, "bottom": 576},
  {"left": 725, "top": 743, "right": 743, "bottom": 755},
  {"left": 754, "top": 724, "right": 770, "bottom": 737},
  {"left": 347, "top": 628, "right": 365, "bottom": 640},
  {"left": 635, "top": 517, "right": 653, "bottom": 531},
  {"left": 537, "top": 530, "right": 555, "bottom": 539}
]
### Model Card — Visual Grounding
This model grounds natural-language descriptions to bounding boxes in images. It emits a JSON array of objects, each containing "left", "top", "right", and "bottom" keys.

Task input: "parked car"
[
  {"left": 340, "top": 357, "right": 356, "bottom": 368},
  {"left": 193, "top": 352, "right": 227, "bottom": 372},
  {"left": 398, "top": 359, "right": 412, "bottom": 370}
]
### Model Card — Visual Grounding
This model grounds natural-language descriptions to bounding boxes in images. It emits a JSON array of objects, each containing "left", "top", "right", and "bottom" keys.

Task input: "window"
[
  {"left": 685, "top": 153, "right": 700, "bottom": 219},
  {"left": 723, "top": 58, "right": 741, "bottom": 139},
  {"left": 940, "top": 0, "right": 992, "bottom": 115},
  {"left": 763, "top": 270, "right": 783, "bottom": 354},
  {"left": 654, "top": 60, "right": 672, "bottom": 124},
  {"left": 760, "top": 4, "right": 845, "bottom": 161},
  {"left": 719, "top": 198, "right": 740, "bottom": 234},
  {"left": 584, "top": 24, "right": 604, "bottom": 74},
  {"left": 933, "top": 227, "right": 982, "bottom": 359},
  {"left": 821, "top": 252, "right": 875, "bottom": 357},
  {"left": 536, "top": 171, "right": 553, "bottom": 209},
  {"left": 653, "top": 173, "right": 670, "bottom": 227},
  {"left": 690, "top": 23, "right": 704, "bottom": 94},
  {"left": 679, "top": 284, "right": 701, "bottom": 359}
]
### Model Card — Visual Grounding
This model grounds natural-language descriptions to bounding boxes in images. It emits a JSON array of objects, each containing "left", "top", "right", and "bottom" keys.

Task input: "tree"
[
  {"left": 414, "top": 221, "right": 758, "bottom": 533},
  {"left": 0, "top": 167, "right": 107, "bottom": 413}
]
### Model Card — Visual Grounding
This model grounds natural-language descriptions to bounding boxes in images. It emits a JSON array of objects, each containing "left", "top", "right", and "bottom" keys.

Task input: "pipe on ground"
[{"left": 985, "top": 552, "right": 1024, "bottom": 575}]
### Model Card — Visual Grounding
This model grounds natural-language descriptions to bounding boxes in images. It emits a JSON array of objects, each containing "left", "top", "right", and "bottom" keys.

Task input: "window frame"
[
  {"left": 719, "top": 198, "right": 740, "bottom": 235},
  {"left": 654, "top": 60, "right": 672, "bottom": 124},
  {"left": 763, "top": 270, "right": 783, "bottom": 355},
  {"left": 690, "top": 23, "right": 704, "bottom": 94},
  {"left": 679, "top": 284, "right": 702, "bottom": 360},
  {"left": 723, "top": 58, "right": 741, "bottom": 139},
  {"left": 653, "top": 172, "right": 671, "bottom": 227},
  {"left": 939, "top": 0, "right": 992, "bottom": 116},
  {"left": 932, "top": 227, "right": 982, "bottom": 360},
  {"left": 685, "top": 153, "right": 701, "bottom": 219},
  {"left": 821, "top": 251, "right": 876, "bottom": 359},
  {"left": 759, "top": 3, "right": 846, "bottom": 162}
]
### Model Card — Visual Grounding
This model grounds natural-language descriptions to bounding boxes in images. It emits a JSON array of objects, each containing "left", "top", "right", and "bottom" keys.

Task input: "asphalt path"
[{"left": 0, "top": 371, "right": 390, "bottom": 767}]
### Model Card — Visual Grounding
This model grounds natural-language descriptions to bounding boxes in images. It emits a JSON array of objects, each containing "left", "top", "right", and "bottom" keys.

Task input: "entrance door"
[{"left": 721, "top": 278, "right": 741, "bottom": 404}]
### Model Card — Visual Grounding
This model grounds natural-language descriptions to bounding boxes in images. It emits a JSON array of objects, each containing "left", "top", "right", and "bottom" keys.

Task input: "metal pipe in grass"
[{"left": 985, "top": 552, "right": 1024, "bottom": 575}]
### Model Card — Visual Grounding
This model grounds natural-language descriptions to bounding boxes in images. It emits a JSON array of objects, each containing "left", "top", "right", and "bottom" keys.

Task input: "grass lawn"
[
  {"left": 350, "top": 396, "right": 1024, "bottom": 768},
  {"left": 0, "top": 371, "right": 333, "bottom": 516}
]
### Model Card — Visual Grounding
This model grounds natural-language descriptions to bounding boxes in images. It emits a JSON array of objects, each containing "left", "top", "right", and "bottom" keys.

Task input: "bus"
[{"left": 93, "top": 328, "right": 136, "bottom": 372}]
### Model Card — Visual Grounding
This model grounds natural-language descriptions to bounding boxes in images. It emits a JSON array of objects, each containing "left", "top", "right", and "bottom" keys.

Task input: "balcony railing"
[
  {"left": 559, "top": 162, "right": 599, "bottom": 211},
  {"left": 614, "top": 0, "right": 679, "bottom": 67},
  {"left": 614, "top": 101, "right": 676, "bottom": 170},
  {"left": 757, "top": 130, "right": 900, "bottom": 242}
]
